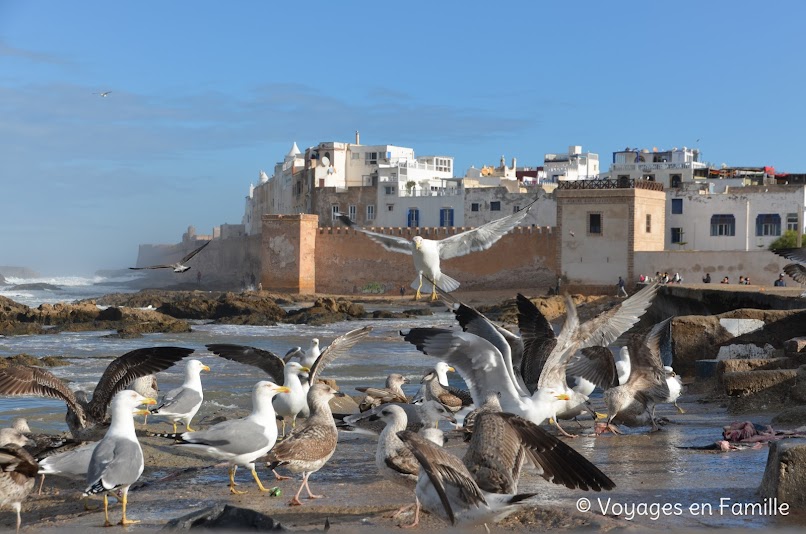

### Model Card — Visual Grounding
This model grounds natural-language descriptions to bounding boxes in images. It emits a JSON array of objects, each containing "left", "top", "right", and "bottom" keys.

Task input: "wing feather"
[
  {"left": 206, "top": 344, "right": 285, "bottom": 384},
  {"left": 308, "top": 326, "right": 373, "bottom": 385}
]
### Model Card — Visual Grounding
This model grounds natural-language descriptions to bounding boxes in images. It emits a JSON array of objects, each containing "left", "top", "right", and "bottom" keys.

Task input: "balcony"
[{"left": 558, "top": 178, "right": 664, "bottom": 191}]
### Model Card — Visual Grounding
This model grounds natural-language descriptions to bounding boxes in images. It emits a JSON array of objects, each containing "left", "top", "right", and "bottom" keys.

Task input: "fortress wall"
[{"left": 312, "top": 225, "right": 558, "bottom": 294}]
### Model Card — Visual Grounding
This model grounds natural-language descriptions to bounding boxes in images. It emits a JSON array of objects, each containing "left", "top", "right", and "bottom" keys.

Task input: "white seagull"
[
  {"left": 129, "top": 240, "right": 210, "bottom": 273},
  {"left": 149, "top": 381, "right": 290, "bottom": 494},
  {"left": 149, "top": 359, "right": 210, "bottom": 432},
  {"left": 337, "top": 200, "right": 536, "bottom": 300},
  {"left": 83, "top": 390, "right": 156, "bottom": 527}
]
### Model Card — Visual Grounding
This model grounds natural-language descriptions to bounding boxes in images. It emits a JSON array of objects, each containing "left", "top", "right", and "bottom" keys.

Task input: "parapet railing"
[
  {"left": 319, "top": 225, "right": 553, "bottom": 236},
  {"left": 557, "top": 178, "right": 664, "bottom": 191}
]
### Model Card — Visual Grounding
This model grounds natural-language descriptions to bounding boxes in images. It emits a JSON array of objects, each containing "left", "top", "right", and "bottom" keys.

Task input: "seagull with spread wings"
[
  {"left": 773, "top": 247, "right": 806, "bottom": 294},
  {"left": 337, "top": 199, "right": 536, "bottom": 300},
  {"left": 0, "top": 347, "right": 194, "bottom": 439},
  {"left": 129, "top": 240, "right": 210, "bottom": 273}
]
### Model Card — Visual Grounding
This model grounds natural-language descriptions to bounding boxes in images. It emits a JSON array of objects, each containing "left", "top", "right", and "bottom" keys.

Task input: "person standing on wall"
[{"left": 616, "top": 276, "right": 628, "bottom": 297}]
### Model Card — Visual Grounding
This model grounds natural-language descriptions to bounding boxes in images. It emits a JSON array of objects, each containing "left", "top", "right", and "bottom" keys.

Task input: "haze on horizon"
[{"left": 2, "top": 1, "right": 804, "bottom": 277}]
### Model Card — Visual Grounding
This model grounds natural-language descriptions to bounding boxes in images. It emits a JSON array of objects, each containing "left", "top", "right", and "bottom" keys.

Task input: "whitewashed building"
[
  {"left": 606, "top": 146, "right": 707, "bottom": 189},
  {"left": 666, "top": 183, "right": 806, "bottom": 250},
  {"left": 544, "top": 146, "right": 599, "bottom": 182}
]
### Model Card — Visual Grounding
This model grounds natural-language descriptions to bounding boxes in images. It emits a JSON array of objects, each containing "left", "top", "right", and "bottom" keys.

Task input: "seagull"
[
  {"left": 356, "top": 373, "right": 410, "bottom": 412},
  {"left": 148, "top": 359, "right": 210, "bottom": 432},
  {"left": 337, "top": 199, "right": 536, "bottom": 300},
  {"left": 265, "top": 383, "right": 344, "bottom": 506},
  {"left": 129, "top": 240, "right": 210, "bottom": 273},
  {"left": 149, "top": 381, "right": 290, "bottom": 494},
  {"left": 93, "top": 91, "right": 111, "bottom": 97},
  {"left": 283, "top": 338, "right": 321, "bottom": 368},
  {"left": 600, "top": 319, "right": 674, "bottom": 433},
  {"left": 82, "top": 390, "right": 156, "bottom": 527},
  {"left": 336, "top": 400, "right": 457, "bottom": 437},
  {"left": 36, "top": 440, "right": 98, "bottom": 496},
  {"left": 0, "top": 444, "right": 38, "bottom": 533},
  {"left": 420, "top": 370, "right": 465, "bottom": 417},
  {"left": 130, "top": 374, "right": 158, "bottom": 423},
  {"left": 398, "top": 409, "right": 615, "bottom": 528},
  {"left": 368, "top": 404, "right": 453, "bottom": 527},
  {"left": 207, "top": 326, "right": 371, "bottom": 433},
  {"left": 0, "top": 346, "right": 194, "bottom": 439}
]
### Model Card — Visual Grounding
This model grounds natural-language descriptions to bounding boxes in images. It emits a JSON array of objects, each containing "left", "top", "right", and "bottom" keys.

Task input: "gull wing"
[
  {"left": 565, "top": 346, "right": 618, "bottom": 390},
  {"left": 624, "top": 319, "right": 672, "bottom": 399},
  {"left": 401, "top": 328, "right": 521, "bottom": 409},
  {"left": 516, "top": 293, "right": 557, "bottom": 393},
  {"left": 398, "top": 430, "right": 487, "bottom": 525},
  {"left": 537, "top": 294, "right": 580, "bottom": 390},
  {"left": 0, "top": 365, "right": 87, "bottom": 424},
  {"left": 128, "top": 265, "right": 173, "bottom": 270},
  {"left": 773, "top": 247, "right": 806, "bottom": 264},
  {"left": 87, "top": 346, "right": 195, "bottom": 421},
  {"left": 576, "top": 281, "right": 660, "bottom": 350},
  {"left": 436, "top": 200, "right": 536, "bottom": 260},
  {"left": 783, "top": 263, "right": 806, "bottom": 283},
  {"left": 181, "top": 240, "right": 211, "bottom": 263},
  {"left": 337, "top": 214, "right": 413, "bottom": 255},
  {"left": 206, "top": 344, "right": 285, "bottom": 384},
  {"left": 308, "top": 326, "right": 373, "bottom": 385}
]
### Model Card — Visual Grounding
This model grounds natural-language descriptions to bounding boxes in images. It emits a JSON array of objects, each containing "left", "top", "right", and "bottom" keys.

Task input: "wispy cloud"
[{"left": 0, "top": 39, "right": 72, "bottom": 66}]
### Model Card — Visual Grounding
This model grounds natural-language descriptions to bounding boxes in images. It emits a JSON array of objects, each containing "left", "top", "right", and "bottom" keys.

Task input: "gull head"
[
  {"left": 435, "top": 361, "right": 455, "bottom": 375},
  {"left": 412, "top": 235, "right": 424, "bottom": 250},
  {"left": 111, "top": 390, "right": 156, "bottom": 416},
  {"left": 419, "top": 400, "right": 457, "bottom": 425},
  {"left": 256, "top": 381, "right": 291, "bottom": 401},
  {"left": 287, "top": 361, "right": 310, "bottom": 376},
  {"left": 368, "top": 404, "right": 407, "bottom": 425},
  {"left": 188, "top": 359, "right": 211, "bottom": 375}
]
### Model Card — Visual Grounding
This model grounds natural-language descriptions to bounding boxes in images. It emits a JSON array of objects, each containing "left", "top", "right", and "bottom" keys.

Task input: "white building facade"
[{"left": 544, "top": 146, "right": 599, "bottom": 182}]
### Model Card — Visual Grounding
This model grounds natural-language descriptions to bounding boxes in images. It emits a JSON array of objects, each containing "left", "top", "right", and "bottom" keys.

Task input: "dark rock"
[
  {"left": 10, "top": 283, "right": 62, "bottom": 291},
  {"left": 40, "top": 356, "right": 69, "bottom": 367},
  {"left": 759, "top": 440, "right": 806, "bottom": 507},
  {"left": 161, "top": 504, "right": 285, "bottom": 531},
  {"left": 96, "top": 307, "right": 124, "bottom": 321},
  {"left": 5, "top": 353, "right": 41, "bottom": 366},
  {"left": 772, "top": 405, "right": 806, "bottom": 425}
]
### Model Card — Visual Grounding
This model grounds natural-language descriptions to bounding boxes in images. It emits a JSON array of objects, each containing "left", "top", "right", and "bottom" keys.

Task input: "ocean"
[{"left": 0, "top": 276, "right": 458, "bottom": 433}]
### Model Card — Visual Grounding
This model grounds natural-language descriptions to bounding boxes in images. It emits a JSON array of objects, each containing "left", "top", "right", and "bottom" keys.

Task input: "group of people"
[{"left": 639, "top": 272, "right": 682, "bottom": 285}]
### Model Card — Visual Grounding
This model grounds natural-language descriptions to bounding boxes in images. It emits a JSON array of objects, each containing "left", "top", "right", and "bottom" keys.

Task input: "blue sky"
[{"left": 1, "top": 1, "right": 804, "bottom": 276}]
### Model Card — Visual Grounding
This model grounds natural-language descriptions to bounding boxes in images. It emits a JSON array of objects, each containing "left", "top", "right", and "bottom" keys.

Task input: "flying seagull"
[
  {"left": 129, "top": 240, "right": 210, "bottom": 273},
  {"left": 93, "top": 91, "right": 111, "bottom": 97},
  {"left": 337, "top": 199, "right": 536, "bottom": 300}
]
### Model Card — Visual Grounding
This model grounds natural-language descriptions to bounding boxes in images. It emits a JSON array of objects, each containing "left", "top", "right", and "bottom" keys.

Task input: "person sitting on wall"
[
  {"left": 744, "top": 277, "right": 751, "bottom": 285},
  {"left": 774, "top": 274, "right": 786, "bottom": 287},
  {"left": 703, "top": 273, "right": 712, "bottom": 283},
  {"left": 721, "top": 276, "right": 730, "bottom": 284}
]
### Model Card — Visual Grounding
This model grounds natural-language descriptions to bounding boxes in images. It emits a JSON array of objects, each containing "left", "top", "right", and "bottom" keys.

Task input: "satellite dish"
[{"left": 321, "top": 156, "right": 330, "bottom": 167}]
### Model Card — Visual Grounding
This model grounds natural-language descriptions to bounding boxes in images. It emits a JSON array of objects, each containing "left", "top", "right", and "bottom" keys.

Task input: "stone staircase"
[{"left": 716, "top": 337, "right": 806, "bottom": 412}]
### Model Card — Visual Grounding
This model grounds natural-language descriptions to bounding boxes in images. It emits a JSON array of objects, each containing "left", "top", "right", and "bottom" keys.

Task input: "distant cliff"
[{"left": 0, "top": 266, "right": 40, "bottom": 280}]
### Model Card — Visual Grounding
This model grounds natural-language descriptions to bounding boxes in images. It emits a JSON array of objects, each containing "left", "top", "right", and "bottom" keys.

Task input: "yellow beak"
[
  {"left": 555, "top": 393, "right": 571, "bottom": 401},
  {"left": 133, "top": 409, "right": 151, "bottom": 416},
  {"left": 276, "top": 386, "right": 291, "bottom": 394},
  {"left": 447, "top": 366, "right": 456, "bottom": 372},
  {"left": 201, "top": 365, "right": 211, "bottom": 372},
  {"left": 141, "top": 397, "right": 158, "bottom": 406},
  {"left": 300, "top": 366, "right": 311, "bottom": 373}
]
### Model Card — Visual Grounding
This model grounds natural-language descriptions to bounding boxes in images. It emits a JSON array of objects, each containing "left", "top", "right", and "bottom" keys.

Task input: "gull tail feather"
[{"left": 412, "top": 273, "right": 461, "bottom": 293}]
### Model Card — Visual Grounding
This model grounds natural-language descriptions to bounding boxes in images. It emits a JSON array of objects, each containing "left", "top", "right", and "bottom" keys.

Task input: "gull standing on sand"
[
  {"left": 83, "top": 390, "right": 156, "bottom": 527},
  {"left": 149, "top": 359, "right": 210, "bottom": 432},
  {"left": 0, "top": 444, "right": 38, "bottom": 533},
  {"left": 150, "top": 381, "right": 290, "bottom": 494},
  {"left": 129, "top": 240, "right": 210, "bottom": 273},
  {"left": 265, "top": 383, "right": 345, "bottom": 506},
  {"left": 0, "top": 347, "right": 194, "bottom": 440},
  {"left": 337, "top": 200, "right": 536, "bottom": 300},
  {"left": 36, "top": 441, "right": 98, "bottom": 496}
]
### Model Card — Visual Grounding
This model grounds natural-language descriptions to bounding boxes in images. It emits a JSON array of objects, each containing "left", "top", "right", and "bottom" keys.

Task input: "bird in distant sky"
[
  {"left": 94, "top": 91, "right": 112, "bottom": 97},
  {"left": 129, "top": 241, "right": 210, "bottom": 273}
]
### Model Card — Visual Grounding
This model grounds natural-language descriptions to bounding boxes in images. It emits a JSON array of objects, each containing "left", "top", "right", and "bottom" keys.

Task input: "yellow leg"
[
  {"left": 414, "top": 273, "right": 423, "bottom": 300},
  {"left": 186, "top": 423, "right": 195, "bottom": 432},
  {"left": 119, "top": 490, "right": 140, "bottom": 526},
  {"left": 251, "top": 468, "right": 270, "bottom": 492},
  {"left": 675, "top": 402, "right": 686, "bottom": 414},
  {"left": 229, "top": 466, "right": 247, "bottom": 494},
  {"left": 103, "top": 494, "right": 111, "bottom": 527},
  {"left": 430, "top": 286, "right": 438, "bottom": 300},
  {"left": 172, "top": 422, "right": 178, "bottom": 433},
  {"left": 595, "top": 412, "right": 608, "bottom": 420}
]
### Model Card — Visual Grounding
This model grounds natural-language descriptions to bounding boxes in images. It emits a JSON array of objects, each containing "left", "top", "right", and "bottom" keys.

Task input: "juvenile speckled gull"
[
  {"left": 338, "top": 199, "right": 536, "bottom": 300},
  {"left": 0, "top": 444, "right": 38, "bottom": 533},
  {"left": 0, "top": 347, "right": 194, "bottom": 439},
  {"left": 149, "top": 359, "right": 210, "bottom": 432},
  {"left": 149, "top": 381, "right": 290, "bottom": 494},
  {"left": 82, "top": 390, "right": 156, "bottom": 527}
]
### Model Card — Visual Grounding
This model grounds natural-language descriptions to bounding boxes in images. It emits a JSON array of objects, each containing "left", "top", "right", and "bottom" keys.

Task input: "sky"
[{"left": 2, "top": 1, "right": 805, "bottom": 276}]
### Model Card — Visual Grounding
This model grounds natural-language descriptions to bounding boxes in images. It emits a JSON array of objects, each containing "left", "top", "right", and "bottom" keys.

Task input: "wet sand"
[{"left": 12, "top": 391, "right": 806, "bottom": 533}]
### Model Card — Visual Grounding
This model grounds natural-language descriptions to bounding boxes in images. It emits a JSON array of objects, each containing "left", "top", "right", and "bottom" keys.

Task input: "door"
[
  {"left": 439, "top": 208, "right": 454, "bottom": 227},
  {"left": 407, "top": 208, "right": 420, "bottom": 227}
]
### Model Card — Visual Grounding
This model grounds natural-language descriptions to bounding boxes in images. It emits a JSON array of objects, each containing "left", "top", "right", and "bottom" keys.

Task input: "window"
[
  {"left": 756, "top": 214, "right": 781, "bottom": 236},
  {"left": 366, "top": 205, "right": 375, "bottom": 221},
  {"left": 440, "top": 208, "right": 454, "bottom": 227},
  {"left": 588, "top": 212, "right": 602, "bottom": 235},
  {"left": 387, "top": 204, "right": 394, "bottom": 212},
  {"left": 670, "top": 174, "right": 682, "bottom": 188},
  {"left": 435, "top": 158, "right": 451, "bottom": 173},
  {"left": 490, "top": 201, "right": 501, "bottom": 211},
  {"left": 407, "top": 208, "right": 420, "bottom": 227},
  {"left": 471, "top": 203, "right": 480, "bottom": 212},
  {"left": 384, "top": 186, "right": 396, "bottom": 195},
  {"left": 646, "top": 214, "right": 652, "bottom": 233},
  {"left": 787, "top": 213, "right": 799, "bottom": 231},
  {"left": 671, "top": 227, "right": 683, "bottom": 243},
  {"left": 513, "top": 205, "right": 521, "bottom": 213},
  {"left": 710, "top": 214, "right": 735, "bottom": 236},
  {"left": 365, "top": 152, "right": 378, "bottom": 164},
  {"left": 351, "top": 152, "right": 360, "bottom": 160},
  {"left": 331, "top": 204, "right": 340, "bottom": 221},
  {"left": 348, "top": 205, "right": 357, "bottom": 221},
  {"left": 671, "top": 199, "right": 683, "bottom": 214}
]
